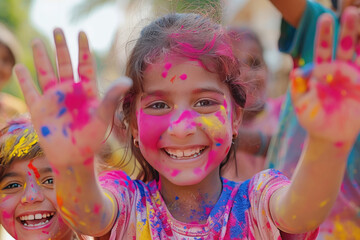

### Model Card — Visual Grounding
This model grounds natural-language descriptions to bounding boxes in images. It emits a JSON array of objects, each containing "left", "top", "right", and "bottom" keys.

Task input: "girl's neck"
[{"left": 159, "top": 168, "right": 222, "bottom": 224}]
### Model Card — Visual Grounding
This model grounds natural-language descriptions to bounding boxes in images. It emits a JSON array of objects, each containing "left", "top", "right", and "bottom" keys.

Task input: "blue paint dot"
[
  {"left": 56, "top": 91, "right": 65, "bottom": 103},
  {"left": 57, "top": 107, "right": 67, "bottom": 117},
  {"left": 114, "top": 180, "right": 120, "bottom": 185},
  {"left": 216, "top": 143, "right": 221, "bottom": 147},
  {"left": 41, "top": 126, "right": 51, "bottom": 137},
  {"left": 175, "top": 196, "right": 179, "bottom": 200},
  {"left": 62, "top": 127, "right": 68, "bottom": 137}
]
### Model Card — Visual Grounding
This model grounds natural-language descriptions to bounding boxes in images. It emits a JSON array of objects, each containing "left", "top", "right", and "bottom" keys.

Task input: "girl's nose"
[
  {"left": 21, "top": 182, "right": 45, "bottom": 204},
  {"left": 167, "top": 110, "right": 197, "bottom": 138}
]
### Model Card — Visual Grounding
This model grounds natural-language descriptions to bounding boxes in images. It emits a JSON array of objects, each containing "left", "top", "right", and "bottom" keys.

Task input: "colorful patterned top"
[
  {"left": 267, "top": 0, "right": 360, "bottom": 238},
  {"left": 99, "top": 169, "right": 318, "bottom": 239}
]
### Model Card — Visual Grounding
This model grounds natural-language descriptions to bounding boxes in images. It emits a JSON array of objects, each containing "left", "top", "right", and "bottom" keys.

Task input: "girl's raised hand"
[
  {"left": 291, "top": 7, "right": 360, "bottom": 145},
  {"left": 14, "top": 29, "right": 132, "bottom": 168}
]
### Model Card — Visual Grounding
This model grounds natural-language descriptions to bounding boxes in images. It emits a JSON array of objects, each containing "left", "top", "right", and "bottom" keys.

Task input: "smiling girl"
[
  {"left": 13, "top": 8, "right": 360, "bottom": 239},
  {"left": 0, "top": 117, "right": 88, "bottom": 240}
]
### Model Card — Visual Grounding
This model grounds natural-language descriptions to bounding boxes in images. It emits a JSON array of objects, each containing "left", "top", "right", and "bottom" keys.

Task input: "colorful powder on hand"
[{"left": 41, "top": 126, "right": 51, "bottom": 137}]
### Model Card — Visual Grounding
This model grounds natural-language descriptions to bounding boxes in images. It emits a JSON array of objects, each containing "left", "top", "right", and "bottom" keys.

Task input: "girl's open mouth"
[
  {"left": 18, "top": 212, "right": 55, "bottom": 228},
  {"left": 163, "top": 146, "right": 207, "bottom": 160}
]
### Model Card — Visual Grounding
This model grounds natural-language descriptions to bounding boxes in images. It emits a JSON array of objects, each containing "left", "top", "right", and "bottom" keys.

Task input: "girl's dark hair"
[
  {"left": 122, "top": 13, "right": 246, "bottom": 182},
  {"left": 0, "top": 117, "right": 43, "bottom": 179}
]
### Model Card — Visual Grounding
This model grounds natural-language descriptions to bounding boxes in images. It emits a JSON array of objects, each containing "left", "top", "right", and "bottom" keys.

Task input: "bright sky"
[{"left": 30, "top": 0, "right": 124, "bottom": 67}]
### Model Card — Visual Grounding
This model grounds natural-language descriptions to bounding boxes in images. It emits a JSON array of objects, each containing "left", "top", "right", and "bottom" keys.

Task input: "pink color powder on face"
[
  {"left": 173, "top": 110, "right": 198, "bottom": 125},
  {"left": 215, "top": 111, "right": 225, "bottom": 124},
  {"left": 164, "top": 63, "right": 172, "bottom": 70},
  {"left": 162, "top": 71, "right": 168, "bottom": 78},
  {"left": 179, "top": 74, "right": 187, "bottom": 80},
  {"left": 28, "top": 160, "right": 40, "bottom": 179},
  {"left": 171, "top": 169, "right": 181, "bottom": 177},
  {"left": 193, "top": 168, "right": 202, "bottom": 175}
]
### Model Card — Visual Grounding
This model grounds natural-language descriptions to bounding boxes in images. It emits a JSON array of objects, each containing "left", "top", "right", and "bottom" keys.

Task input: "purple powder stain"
[
  {"left": 179, "top": 74, "right": 187, "bottom": 80},
  {"left": 56, "top": 91, "right": 65, "bottom": 103},
  {"left": 62, "top": 127, "right": 68, "bottom": 137},
  {"left": 57, "top": 107, "right": 67, "bottom": 117},
  {"left": 41, "top": 126, "right": 51, "bottom": 137}
]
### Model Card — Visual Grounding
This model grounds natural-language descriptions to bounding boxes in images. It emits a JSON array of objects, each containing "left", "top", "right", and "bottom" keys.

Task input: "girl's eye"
[
  {"left": 3, "top": 183, "right": 22, "bottom": 190},
  {"left": 195, "top": 99, "right": 216, "bottom": 107},
  {"left": 148, "top": 102, "right": 170, "bottom": 109},
  {"left": 43, "top": 178, "right": 54, "bottom": 185}
]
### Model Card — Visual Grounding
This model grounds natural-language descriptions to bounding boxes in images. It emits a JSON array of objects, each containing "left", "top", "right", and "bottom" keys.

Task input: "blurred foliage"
[{"left": 0, "top": 0, "right": 52, "bottom": 99}]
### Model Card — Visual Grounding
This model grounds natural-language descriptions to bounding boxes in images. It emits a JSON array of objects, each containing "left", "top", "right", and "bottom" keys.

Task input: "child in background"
[
  {"left": 222, "top": 26, "right": 284, "bottom": 181},
  {"left": 267, "top": 0, "right": 360, "bottom": 238},
  {"left": 13, "top": 9, "right": 360, "bottom": 239},
  {"left": 0, "top": 23, "right": 27, "bottom": 127},
  {"left": 0, "top": 117, "right": 88, "bottom": 240}
]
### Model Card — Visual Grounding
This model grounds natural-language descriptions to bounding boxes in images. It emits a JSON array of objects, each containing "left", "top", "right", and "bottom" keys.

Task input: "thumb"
[
  {"left": 98, "top": 77, "right": 133, "bottom": 124},
  {"left": 290, "top": 63, "right": 313, "bottom": 103}
]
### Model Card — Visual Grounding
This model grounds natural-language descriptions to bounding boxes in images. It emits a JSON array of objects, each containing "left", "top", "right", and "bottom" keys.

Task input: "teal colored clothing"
[{"left": 266, "top": 0, "right": 360, "bottom": 238}]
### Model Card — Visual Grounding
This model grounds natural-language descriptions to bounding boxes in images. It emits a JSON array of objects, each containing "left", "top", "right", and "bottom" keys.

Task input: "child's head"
[
  {"left": 0, "top": 117, "right": 74, "bottom": 240},
  {"left": 227, "top": 26, "right": 269, "bottom": 110},
  {"left": 122, "top": 13, "right": 246, "bottom": 184},
  {"left": 0, "top": 23, "right": 18, "bottom": 88},
  {"left": 331, "top": 0, "right": 360, "bottom": 15}
]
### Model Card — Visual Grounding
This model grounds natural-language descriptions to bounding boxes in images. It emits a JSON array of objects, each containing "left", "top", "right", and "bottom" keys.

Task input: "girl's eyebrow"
[
  {"left": 192, "top": 87, "right": 225, "bottom": 96},
  {"left": 141, "top": 87, "right": 224, "bottom": 100},
  {"left": 39, "top": 167, "right": 53, "bottom": 175},
  {"left": 1, "top": 167, "right": 53, "bottom": 182},
  {"left": 1, "top": 172, "right": 21, "bottom": 181}
]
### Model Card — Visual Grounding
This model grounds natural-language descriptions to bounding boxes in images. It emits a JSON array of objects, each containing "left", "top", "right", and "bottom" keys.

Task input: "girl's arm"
[
  {"left": 269, "top": 8, "right": 360, "bottom": 233},
  {"left": 14, "top": 29, "right": 131, "bottom": 236},
  {"left": 269, "top": 0, "right": 307, "bottom": 27}
]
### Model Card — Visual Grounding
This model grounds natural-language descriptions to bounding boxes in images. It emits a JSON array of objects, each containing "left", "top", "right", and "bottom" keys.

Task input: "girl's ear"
[
  {"left": 232, "top": 105, "right": 243, "bottom": 136},
  {"left": 131, "top": 126, "right": 139, "bottom": 141}
]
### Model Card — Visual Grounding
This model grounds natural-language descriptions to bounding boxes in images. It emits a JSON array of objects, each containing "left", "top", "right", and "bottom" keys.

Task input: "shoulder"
[{"left": 248, "top": 169, "right": 290, "bottom": 198}]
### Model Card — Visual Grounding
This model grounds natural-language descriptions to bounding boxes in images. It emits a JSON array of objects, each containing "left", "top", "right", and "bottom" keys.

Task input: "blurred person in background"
[
  {"left": 0, "top": 23, "right": 27, "bottom": 127},
  {"left": 222, "top": 26, "right": 284, "bottom": 181}
]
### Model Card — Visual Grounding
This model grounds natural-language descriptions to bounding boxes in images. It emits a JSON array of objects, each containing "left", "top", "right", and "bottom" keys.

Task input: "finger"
[
  {"left": 355, "top": 37, "right": 360, "bottom": 67},
  {"left": 98, "top": 77, "right": 133, "bottom": 125},
  {"left": 78, "top": 32, "right": 96, "bottom": 88},
  {"left": 336, "top": 6, "right": 359, "bottom": 61},
  {"left": 32, "top": 39, "right": 58, "bottom": 92},
  {"left": 53, "top": 28, "right": 74, "bottom": 82},
  {"left": 290, "top": 63, "right": 313, "bottom": 103},
  {"left": 14, "top": 64, "right": 40, "bottom": 108},
  {"left": 314, "top": 13, "right": 334, "bottom": 64}
]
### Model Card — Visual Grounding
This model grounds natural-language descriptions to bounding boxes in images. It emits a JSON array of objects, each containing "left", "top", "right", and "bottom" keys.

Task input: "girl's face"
[
  {"left": 0, "top": 157, "right": 73, "bottom": 240},
  {"left": 233, "top": 37, "right": 268, "bottom": 109},
  {"left": 0, "top": 44, "right": 14, "bottom": 86},
  {"left": 133, "top": 58, "right": 242, "bottom": 185}
]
